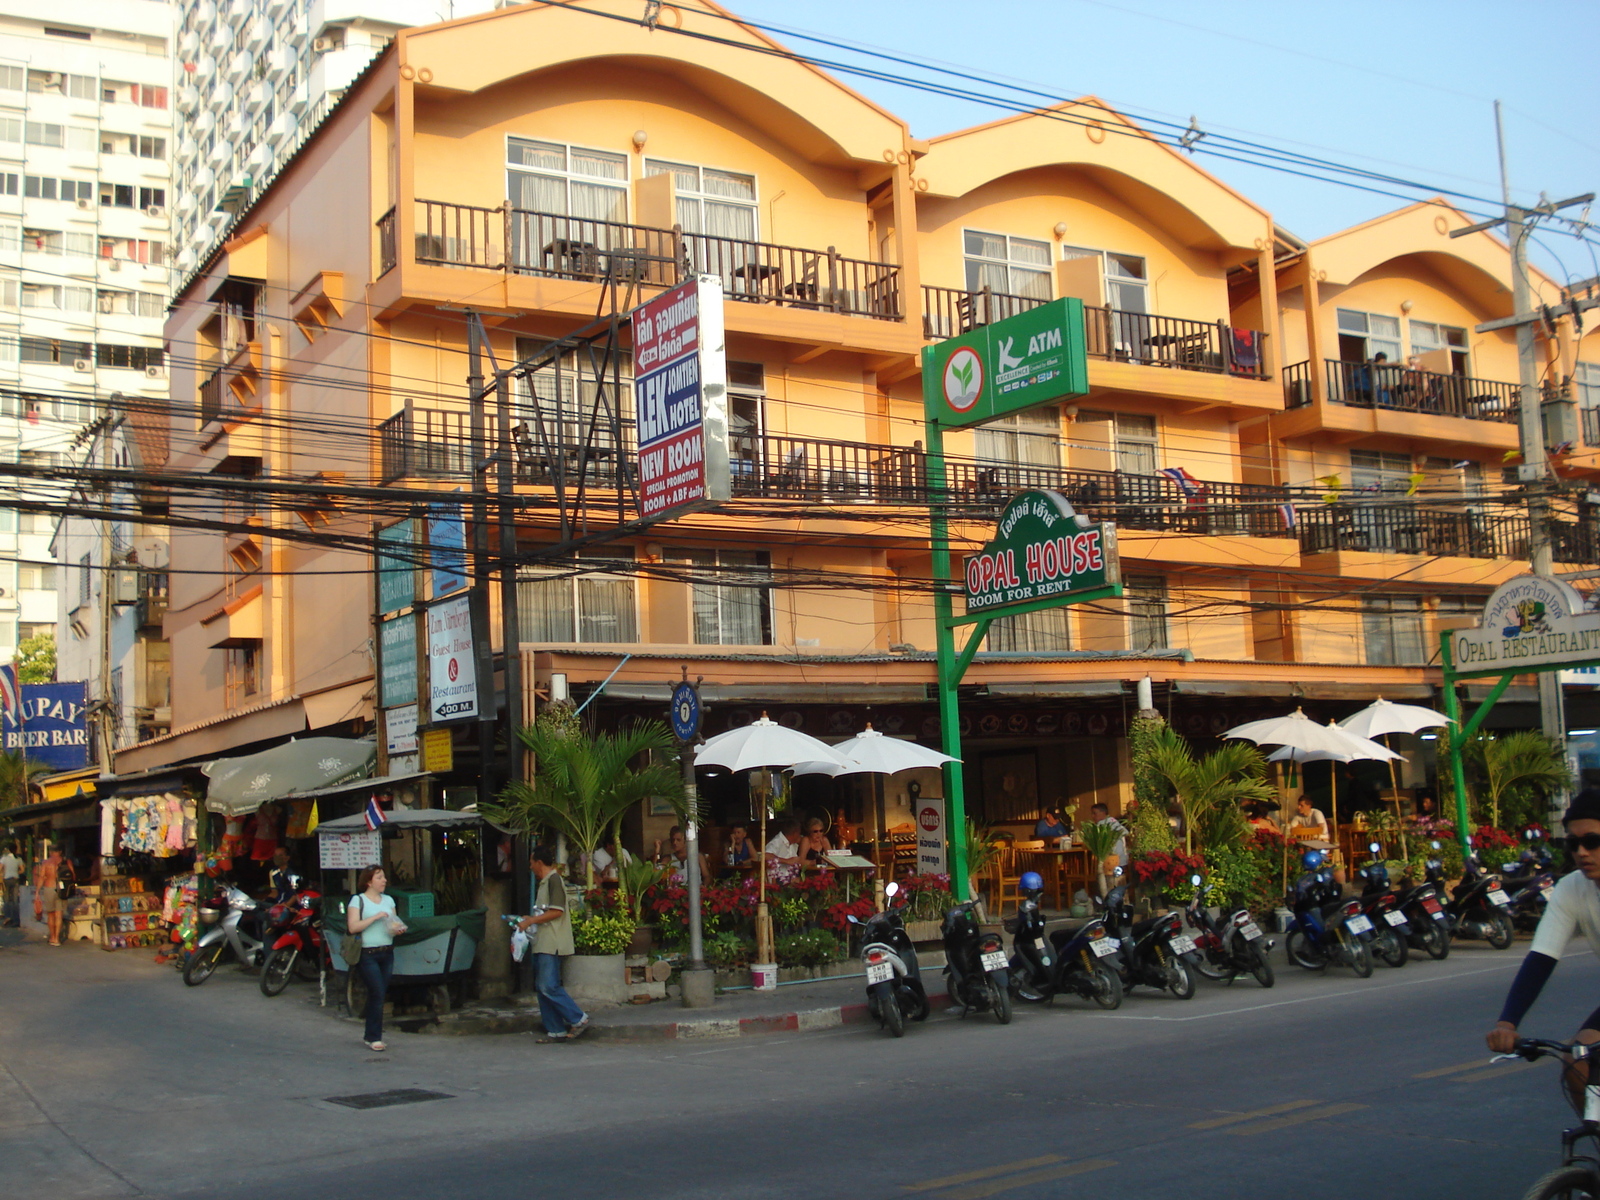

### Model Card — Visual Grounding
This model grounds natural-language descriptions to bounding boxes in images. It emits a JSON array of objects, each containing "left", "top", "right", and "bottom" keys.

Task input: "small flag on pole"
[
  {"left": 1158, "top": 466, "right": 1202, "bottom": 496},
  {"left": 1278, "top": 503, "right": 1297, "bottom": 530},
  {"left": 364, "top": 796, "right": 386, "bottom": 831},
  {"left": 305, "top": 800, "right": 319, "bottom": 836},
  {"left": 0, "top": 663, "right": 18, "bottom": 725}
]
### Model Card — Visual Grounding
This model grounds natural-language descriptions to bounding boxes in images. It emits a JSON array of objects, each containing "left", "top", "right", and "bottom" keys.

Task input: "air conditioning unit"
[
  {"left": 145, "top": 206, "right": 164, "bottom": 218},
  {"left": 72, "top": 359, "right": 93, "bottom": 372},
  {"left": 311, "top": 36, "right": 332, "bottom": 51},
  {"left": 76, "top": 197, "right": 93, "bottom": 211},
  {"left": 144, "top": 365, "right": 164, "bottom": 378},
  {"left": 108, "top": 259, "right": 121, "bottom": 271}
]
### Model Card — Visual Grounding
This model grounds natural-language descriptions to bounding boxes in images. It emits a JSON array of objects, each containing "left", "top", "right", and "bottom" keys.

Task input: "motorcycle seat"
[
  {"left": 1049, "top": 928, "right": 1085, "bottom": 950},
  {"left": 1130, "top": 915, "right": 1166, "bottom": 939}
]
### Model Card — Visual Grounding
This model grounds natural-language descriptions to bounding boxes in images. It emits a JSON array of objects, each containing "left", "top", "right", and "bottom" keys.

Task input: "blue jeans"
[
  {"left": 357, "top": 946, "right": 395, "bottom": 1043},
  {"left": 532, "top": 952, "right": 585, "bottom": 1036}
]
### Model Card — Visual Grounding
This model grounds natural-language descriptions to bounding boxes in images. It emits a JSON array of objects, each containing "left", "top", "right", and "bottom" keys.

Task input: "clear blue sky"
[{"left": 723, "top": 0, "right": 1600, "bottom": 289}]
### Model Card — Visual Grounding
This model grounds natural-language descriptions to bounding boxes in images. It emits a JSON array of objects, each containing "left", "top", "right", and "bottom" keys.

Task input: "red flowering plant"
[
  {"left": 819, "top": 894, "right": 875, "bottom": 933},
  {"left": 1128, "top": 849, "right": 1206, "bottom": 900},
  {"left": 897, "top": 873, "right": 952, "bottom": 923},
  {"left": 1471, "top": 823, "right": 1522, "bottom": 870}
]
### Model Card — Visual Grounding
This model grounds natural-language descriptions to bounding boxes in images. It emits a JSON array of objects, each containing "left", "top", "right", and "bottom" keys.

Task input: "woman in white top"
[{"left": 347, "top": 866, "right": 405, "bottom": 1051}]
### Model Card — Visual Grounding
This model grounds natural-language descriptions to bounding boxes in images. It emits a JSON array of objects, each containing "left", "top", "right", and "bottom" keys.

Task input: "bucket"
[{"left": 751, "top": 962, "right": 778, "bottom": 991}]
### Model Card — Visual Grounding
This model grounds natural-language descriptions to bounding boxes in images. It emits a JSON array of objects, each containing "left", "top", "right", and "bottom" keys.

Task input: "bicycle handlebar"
[{"left": 1498, "top": 1037, "right": 1583, "bottom": 1063}]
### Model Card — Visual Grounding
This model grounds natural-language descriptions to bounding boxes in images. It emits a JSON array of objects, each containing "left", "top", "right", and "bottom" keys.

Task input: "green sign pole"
[{"left": 927, "top": 415, "right": 973, "bottom": 900}]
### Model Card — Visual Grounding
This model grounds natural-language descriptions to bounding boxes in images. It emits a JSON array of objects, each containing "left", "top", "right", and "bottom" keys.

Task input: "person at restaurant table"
[
  {"left": 588, "top": 835, "right": 632, "bottom": 883},
  {"left": 1034, "top": 805, "right": 1071, "bottom": 842},
  {"left": 653, "top": 825, "right": 711, "bottom": 886},
  {"left": 1087, "top": 803, "right": 1127, "bottom": 864},
  {"left": 765, "top": 820, "right": 802, "bottom": 884},
  {"left": 1245, "top": 802, "right": 1280, "bottom": 832},
  {"left": 1289, "top": 796, "right": 1345, "bottom": 884},
  {"left": 724, "top": 825, "right": 757, "bottom": 869},
  {"left": 796, "top": 818, "right": 833, "bottom": 870}
]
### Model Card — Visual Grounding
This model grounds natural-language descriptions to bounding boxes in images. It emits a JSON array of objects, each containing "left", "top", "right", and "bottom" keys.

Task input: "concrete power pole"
[{"left": 1451, "top": 101, "right": 1594, "bottom": 804}]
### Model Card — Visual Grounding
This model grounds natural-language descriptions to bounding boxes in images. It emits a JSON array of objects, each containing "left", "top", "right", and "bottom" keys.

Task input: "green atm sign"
[{"left": 922, "top": 297, "right": 1089, "bottom": 429}]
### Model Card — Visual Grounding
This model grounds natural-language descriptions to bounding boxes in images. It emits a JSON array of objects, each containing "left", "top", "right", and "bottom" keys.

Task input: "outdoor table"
[
  {"left": 1026, "top": 846, "right": 1096, "bottom": 909},
  {"left": 730, "top": 261, "right": 781, "bottom": 301},
  {"left": 542, "top": 238, "right": 603, "bottom": 278}
]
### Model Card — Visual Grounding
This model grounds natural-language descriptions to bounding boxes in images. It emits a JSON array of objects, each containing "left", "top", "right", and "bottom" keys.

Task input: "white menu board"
[{"left": 319, "top": 830, "right": 381, "bottom": 870}]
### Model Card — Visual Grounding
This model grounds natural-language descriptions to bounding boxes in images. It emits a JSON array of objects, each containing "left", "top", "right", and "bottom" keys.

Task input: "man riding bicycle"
[{"left": 1487, "top": 788, "right": 1600, "bottom": 1055}]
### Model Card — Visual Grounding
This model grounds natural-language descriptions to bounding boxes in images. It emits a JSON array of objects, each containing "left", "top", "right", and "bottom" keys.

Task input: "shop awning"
[
  {"left": 203, "top": 737, "right": 376, "bottom": 815},
  {"left": 984, "top": 682, "right": 1126, "bottom": 699},
  {"left": 596, "top": 683, "right": 929, "bottom": 704},
  {"left": 0, "top": 789, "right": 98, "bottom": 826},
  {"left": 37, "top": 768, "right": 100, "bottom": 803},
  {"left": 1170, "top": 680, "right": 1436, "bottom": 701},
  {"left": 317, "top": 807, "right": 480, "bottom": 833}
]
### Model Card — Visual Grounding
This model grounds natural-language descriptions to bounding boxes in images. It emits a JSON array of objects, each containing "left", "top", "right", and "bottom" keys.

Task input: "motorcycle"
[
  {"left": 1430, "top": 850, "right": 1515, "bottom": 949},
  {"left": 183, "top": 884, "right": 266, "bottom": 986},
  {"left": 1391, "top": 845, "right": 1450, "bottom": 960},
  {"left": 1499, "top": 845, "right": 1557, "bottom": 933},
  {"left": 940, "top": 899, "right": 1012, "bottom": 1024},
  {"left": 1353, "top": 844, "right": 1409, "bottom": 968},
  {"left": 1099, "top": 883, "right": 1198, "bottom": 999},
  {"left": 1184, "top": 872, "right": 1275, "bottom": 988},
  {"left": 259, "top": 876, "right": 326, "bottom": 997},
  {"left": 1284, "top": 852, "right": 1375, "bottom": 977},
  {"left": 849, "top": 881, "right": 929, "bottom": 1037},
  {"left": 1004, "top": 873, "right": 1122, "bottom": 1009}
]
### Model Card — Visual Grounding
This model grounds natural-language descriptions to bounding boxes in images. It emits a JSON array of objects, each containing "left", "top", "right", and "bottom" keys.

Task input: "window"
[
  {"left": 964, "top": 230, "right": 1051, "bottom": 300},
  {"left": 99, "top": 183, "right": 136, "bottom": 209},
  {"left": 1127, "top": 574, "right": 1169, "bottom": 651},
  {"left": 24, "top": 122, "right": 64, "bottom": 148},
  {"left": 506, "top": 138, "right": 627, "bottom": 221},
  {"left": 20, "top": 623, "right": 53, "bottom": 642},
  {"left": 95, "top": 343, "right": 163, "bottom": 370},
  {"left": 665, "top": 549, "right": 773, "bottom": 645},
  {"left": 518, "top": 551, "right": 638, "bottom": 643},
  {"left": 24, "top": 176, "right": 93, "bottom": 202},
  {"left": 27, "top": 69, "right": 92, "bottom": 93},
  {"left": 0, "top": 280, "right": 15, "bottom": 307},
  {"left": 20, "top": 336, "right": 91, "bottom": 364},
  {"left": 137, "top": 292, "right": 165, "bottom": 318},
  {"left": 0, "top": 67, "right": 21, "bottom": 91},
  {"left": 1061, "top": 246, "right": 1149, "bottom": 313},
  {"left": 513, "top": 337, "right": 630, "bottom": 473},
  {"left": 726, "top": 360, "right": 765, "bottom": 475},
  {"left": 22, "top": 284, "right": 93, "bottom": 311},
  {"left": 100, "top": 238, "right": 164, "bottom": 265},
  {"left": 1337, "top": 309, "right": 1402, "bottom": 363},
  {"left": 1349, "top": 449, "right": 1413, "bottom": 493},
  {"left": 1363, "top": 595, "right": 1426, "bottom": 665},
  {"left": 139, "top": 187, "right": 165, "bottom": 209},
  {"left": 19, "top": 565, "right": 55, "bottom": 590},
  {"left": 645, "top": 159, "right": 757, "bottom": 241},
  {"left": 1110, "top": 412, "right": 1157, "bottom": 475},
  {"left": 974, "top": 406, "right": 1059, "bottom": 471},
  {"left": 43, "top": 27, "right": 92, "bottom": 42},
  {"left": 0, "top": 175, "right": 13, "bottom": 196},
  {"left": 77, "top": 553, "right": 92, "bottom": 609},
  {"left": 1408, "top": 320, "right": 1469, "bottom": 375},
  {"left": 1576, "top": 363, "right": 1600, "bottom": 412},
  {"left": 0, "top": 118, "right": 17, "bottom": 144},
  {"left": 226, "top": 645, "right": 262, "bottom": 701},
  {"left": 1434, "top": 596, "right": 1481, "bottom": 625},
  {"left": 984, "top": 607, "right": 1070, "bottom": 653},
  {"left": 132, "top": 84, "right": 168, "bottom": 109}
]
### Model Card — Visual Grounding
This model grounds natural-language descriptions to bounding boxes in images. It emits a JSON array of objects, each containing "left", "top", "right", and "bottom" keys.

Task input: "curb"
[{"left": 589, "top": 1000, "right": 877, "bottom": 1043}]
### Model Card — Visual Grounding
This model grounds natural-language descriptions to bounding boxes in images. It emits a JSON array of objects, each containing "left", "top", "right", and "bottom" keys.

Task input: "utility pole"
[
  {"left": 466, "top": 313, "right": 496, "bottom": 812},
  {"left": 1451, "top": 101, "right": 1594, "bottom": 807}
]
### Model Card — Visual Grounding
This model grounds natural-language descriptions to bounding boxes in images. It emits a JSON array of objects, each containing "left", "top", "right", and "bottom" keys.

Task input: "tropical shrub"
[
  {"left": 572, "top": 910, "right": 637, "bottom": 956},
  {"left": 774, "top": 930, "right": 845, "bottom": 968},
  {"left": 702, "top": 929, "right": 756, "bottom": 970}
]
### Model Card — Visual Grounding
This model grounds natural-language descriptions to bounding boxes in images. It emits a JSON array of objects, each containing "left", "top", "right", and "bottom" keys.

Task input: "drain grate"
[{"left": 324, "top": 1088, "right": 455, "bottom": 1111}]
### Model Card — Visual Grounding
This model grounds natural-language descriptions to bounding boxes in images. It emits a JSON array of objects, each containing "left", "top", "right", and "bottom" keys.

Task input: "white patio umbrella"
[
  {"left": 695, "top": 716, "right": 855, "bottom": 963},
  {"left": 1338, "top": 697, "right": 1453, "bottom": 856}
]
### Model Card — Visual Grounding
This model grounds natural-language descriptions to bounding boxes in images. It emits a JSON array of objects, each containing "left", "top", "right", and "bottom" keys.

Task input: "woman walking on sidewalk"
[{"left": 347, "top": 866, "right": 405, "bottom": 1051}]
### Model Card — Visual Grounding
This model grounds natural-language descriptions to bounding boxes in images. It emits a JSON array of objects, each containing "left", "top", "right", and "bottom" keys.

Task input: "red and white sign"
[
  {"left": 632, "top": 276, "right": 729, "bottom": 519},
  {"left": 427, "top": 594, "right": 478, "bottom": 723},
  {"left": 916, "top": 796, "right": 946, "bottom": 876}
]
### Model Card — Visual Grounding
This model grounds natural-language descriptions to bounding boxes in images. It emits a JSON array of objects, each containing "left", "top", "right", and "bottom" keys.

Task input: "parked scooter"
[
  {"left": 1354, "top": 843, "right": 1409, "bottom": 968},
  {"left": 1499, "top": 844, "right": 1557, "bottom": 933},
  {"left": 850, "top": 881, "right": 929, "bottom": 1037},
  {"left": 1284, "top": 850, "right": 1375, "bottom": 977},
  {"left": 183, "top": 884, "right": 266, "bottom": 986},
  {"left": 940, "top": 899, "right": 1012, "bottom": 1024},
  {"left": 259, "top": 876, "right": 326, "bottom": 997},
  {"left": 1391, "top": 844, "right": 1450, "bottom": 960},
  {"left": 1184, "top": 872, "right": 1275, "bottom": 988},
  {"left": 1430, "top": 850, "right": 1515, "bottom": 949},
  {"left": 1099, "top": 883, "right": 1198, "bottom": 999},
  {"left": 1004, "top": 871, "right": 1122, "bottom": 1009}
]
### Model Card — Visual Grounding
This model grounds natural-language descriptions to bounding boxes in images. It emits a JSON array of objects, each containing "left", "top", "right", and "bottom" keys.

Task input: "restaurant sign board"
[
  {"left": 921, "top": 297, "right": 1089, "bottom": 429},
  {"left": 916, "top": 795, "right": 946, "bottom": 876},
  {"left": 1450, "top": 574, "right": 1600, "bottom": 677},
  {"left": 964, "top": 490, "right": 1119, "bottom": 617}
]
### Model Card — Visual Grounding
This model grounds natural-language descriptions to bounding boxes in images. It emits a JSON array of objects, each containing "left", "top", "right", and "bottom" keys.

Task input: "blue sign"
[
  {"left": 429, "top": 504, "right": 468, "bottom": 599},
  {"left": 1, "top": 682, "right": 90, "bottom": 770},
  {"left": 376, "top": 521, "right": 414, "bottom": 615},
  {"left": 670, "top": 681, "right": 701, "bottom": 743}
]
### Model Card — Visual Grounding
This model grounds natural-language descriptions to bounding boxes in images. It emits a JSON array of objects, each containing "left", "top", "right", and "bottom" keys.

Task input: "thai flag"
[
  {"left": 1278, "top": 503, "right": 1297, "bottom": 530},
  {"left": 364, "top": 796, "right": 386, "bottom": 831},
  {"left": 1159, "top": 466, "right": 1202, "bottom": 495},
  {"left": 0, "top": 663, "right": 18, "bottom": 727}
]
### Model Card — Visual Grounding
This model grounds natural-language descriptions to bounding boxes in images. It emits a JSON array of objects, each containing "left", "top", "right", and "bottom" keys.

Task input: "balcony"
[
  {"left": 384, "top": 200, "right": 902, "bottom": 320},
  {"left": 1297, "top": 503, "right": 1598, "bottom": 565},
  {"left": 921, "top": 285, "right": 1269, "bottom": 380},
  {"left": 1292, "top": 359, "right": 1520, "bottom": 422}
]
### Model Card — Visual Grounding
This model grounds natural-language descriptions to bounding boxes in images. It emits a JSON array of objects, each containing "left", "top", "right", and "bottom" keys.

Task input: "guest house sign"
[
  {"left": 964, "top": 490, "right": 1120, "bottom": 616},
  {"left": 1449, "top": 574, "right": 1600, "bottom": 677}
]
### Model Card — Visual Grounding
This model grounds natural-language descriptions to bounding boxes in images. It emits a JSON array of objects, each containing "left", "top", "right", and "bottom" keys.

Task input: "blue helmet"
[
  {"left": 1019, "top": 870, "right": 1044, "bottom": 893},
  {"left": 1301, "top": 849, "right": 1324, "bottom": 870}
]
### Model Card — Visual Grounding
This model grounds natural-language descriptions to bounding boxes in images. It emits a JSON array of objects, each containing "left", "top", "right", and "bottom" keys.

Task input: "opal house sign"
[{"left": 964, "top": 490, "right": 1119, "bottom": 615}]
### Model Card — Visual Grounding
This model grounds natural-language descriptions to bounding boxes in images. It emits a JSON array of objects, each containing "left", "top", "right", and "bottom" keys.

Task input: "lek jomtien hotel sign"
[
  {"left": 1450, "top": 574, "right": 1600, "bottom": 677},
  {"left": 964, "top": 490, "right": 1119, "bottom": 615}
]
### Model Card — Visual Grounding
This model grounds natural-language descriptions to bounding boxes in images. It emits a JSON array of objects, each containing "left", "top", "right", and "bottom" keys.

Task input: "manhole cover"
[{"left": 324, "top": 1089, "right": 455, "bottom": 1111}]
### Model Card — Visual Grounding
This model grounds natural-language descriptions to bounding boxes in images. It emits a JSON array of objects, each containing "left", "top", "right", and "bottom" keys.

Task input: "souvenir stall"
[{"left": 87, "top": 791, "right": 201, "bottom": 950}]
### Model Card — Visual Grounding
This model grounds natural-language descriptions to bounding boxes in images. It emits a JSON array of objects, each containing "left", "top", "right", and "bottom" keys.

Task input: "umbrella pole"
[
  {"left": 755, "top": 772, "right": 772, "bottom": 966},
  {"left": 1386, "top": 735, "right": 1408, "bottom": 861}
]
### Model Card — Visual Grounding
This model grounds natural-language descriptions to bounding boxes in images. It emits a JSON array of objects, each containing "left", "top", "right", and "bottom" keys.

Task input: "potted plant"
[
  {"left": 563, "top": 908, "right": 637, "bottom": 1006},
  {"left": 1078, "top": 819, "right": 1121, "bottom": 899}
]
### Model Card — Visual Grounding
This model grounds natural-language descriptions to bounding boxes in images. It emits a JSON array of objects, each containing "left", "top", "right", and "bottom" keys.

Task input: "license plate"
[
  {"left": 1168, "top": 935, "right": 1197, "bottom": 955},
  {"left": 1422, "top": 898, "right": 1442, "bottom": 913},
  {"left": 865, "top": 961, "right": 892, "bottom": 985},
  {"left": 1345, "top": 914, "right": 1373, "bottom": 934},
  {"left": 1488, "top": 889, "right": 1510, "bottom": 907},
  {"left": 1239, "top": 922, "right": 1263, "bottom": 941},
  {"left": 1384, "top": 911, "right": 1408, "bottom": 927},
  {"left": 1433, "top": 912, "right": 1448, "bottom": 922},
  {"left": 1090, "top": 938, "right": 1118, "bottom": 958},
  {"left": 980, "top": 950, "right": 1008, "bottom": 972},
  {"left": 1034, "top": 938, "right": 1047, "bottom": 951}
]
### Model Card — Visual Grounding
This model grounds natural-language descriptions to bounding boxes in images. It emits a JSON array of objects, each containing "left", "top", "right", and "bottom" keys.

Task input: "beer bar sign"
[
  {"left": 964, "top": 490, "right": 1119, "bottom": 616},
  {"left": 632, "top": 276, "right": 730, "bottom": 519}
]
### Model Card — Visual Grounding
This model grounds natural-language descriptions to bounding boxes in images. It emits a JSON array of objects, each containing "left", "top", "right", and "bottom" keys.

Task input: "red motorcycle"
[{"left": 259, "top": 876, "right": 326, "bottom": 996}]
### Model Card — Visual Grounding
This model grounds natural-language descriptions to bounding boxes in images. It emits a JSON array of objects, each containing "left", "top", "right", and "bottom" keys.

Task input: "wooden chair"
[{"left": 990, "top": 848, "right": 1023, "bottom": 917}]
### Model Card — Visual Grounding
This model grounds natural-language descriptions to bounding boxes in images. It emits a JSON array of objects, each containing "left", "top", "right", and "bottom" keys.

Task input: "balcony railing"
[
  {"left": 198, "top": 363, "right": 226, "bottom": 426},
  {"left": 1323, "top": 359, "right": 1518, "bottom": 422},
  {"left": 377, "top": 205, "right": 396, "bottom": 276},
  {"left": 920, "top": 285, "right": 1268, "bottom": 379},
  {"left": 1583, "top": 406, "right": 1600, "bottom": 448},
  {"left": 401, "top": 200, "right": 902, "bottom": 320},
  {"left": 1297, "top": 504, "right": 1531, "bottom": 559},
  {"left": 1283, "top": 360, "right": 1313, "bottom": 408}
]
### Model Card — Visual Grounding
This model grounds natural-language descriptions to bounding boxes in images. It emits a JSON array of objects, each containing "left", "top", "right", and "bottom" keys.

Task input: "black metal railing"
[
  {"left": 198, "top": 364, "right": 226, "bottom": 426},
  {"left": 1297, "top": 504, "right": 1531, "bottom": 559},
  {"left": 921, "top": 284, "right": 1048, "bottom": 338},
  {"left": 402, "top": 200, "right": 902, "bottom": 319},
  {"left": 1323, "top": 359, "right": 1519, "bottom": 422},
  {"left": 1283, "top": 360, "right": 1313, "bottom": 408},
  {"left": 377, "top": 205, "right": 396, "bottom": 276}
]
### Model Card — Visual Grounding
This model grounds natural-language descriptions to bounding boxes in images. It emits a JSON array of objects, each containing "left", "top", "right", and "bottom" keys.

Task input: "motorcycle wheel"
[
  {"left": 1375, "top": 929, "right": 1408, "bottom": 969},
  {"left": 1420, "top": 918, "right": 1450, "bottom": 960},
  {"left": 1486, "top": 909, "right": 1515, "bottom": 950},
  {"left": 1167, "top": 956, "right": 1196, "bottom": 1000},
  {"left": 1345, "top": 933, "right": 1374, "bottom": 978},
  {"left": 912, "top": 988, "right": 931, "bottom": 1022},
  {"left": 987, "top": 972, "right": 1013, "bottom": 1025},
  {"left": 1090, "top": 964, "right": 1123, "bottom": 1010},
  {"left": 1286, "top": 931, "right": 1324, "bottom": 971},
  {"left": 1518, "top": 1164, "right": 1600, "bottom": 1200},
  {"left": 259, "top": 948, "right": 297, "bottom": 996},
  {"left": 1248, "top": 943, "right": 1275, "bottom": 988},
  {"left": 294, "top": 947, "right": 323, "bottom": 981},
  {"left": 183, "top": 941, "right": 224, "bottom": 987},
  {"left": 1193, "top": 950, "right": 1231, "bottom": 981},
  {"left": 882, "top": 986, "right": 906, "bottom": 1038}
]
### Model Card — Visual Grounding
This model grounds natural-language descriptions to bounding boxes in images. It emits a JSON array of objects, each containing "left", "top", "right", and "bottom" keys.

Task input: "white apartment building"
[
  {"left": 0, "top": 0, "right": 173, "bottom": 668},
  {"left": 171, "top": 0, "right": 497, "bottom": 274}
]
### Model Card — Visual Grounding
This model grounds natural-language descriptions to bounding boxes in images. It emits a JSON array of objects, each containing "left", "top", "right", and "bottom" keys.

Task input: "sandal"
[{"left": 363, "top": 1040, "right": 387, "bottom": 1052}]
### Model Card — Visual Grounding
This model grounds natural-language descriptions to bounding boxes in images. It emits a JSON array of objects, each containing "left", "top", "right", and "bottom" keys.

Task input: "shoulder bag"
[{"left": 340, "top": 896, "right": 365, "bottom": 968}]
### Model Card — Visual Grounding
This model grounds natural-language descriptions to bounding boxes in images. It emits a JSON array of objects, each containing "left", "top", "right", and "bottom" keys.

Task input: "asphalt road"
[{"left": 0, "top": 935, "right": 1588, "bottom": 1200}]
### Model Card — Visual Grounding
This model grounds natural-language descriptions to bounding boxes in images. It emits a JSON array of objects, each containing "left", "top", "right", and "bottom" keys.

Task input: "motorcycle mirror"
[
  {"left": 1113, "top": 866, "right": 1124, "bottom": 877},
  {"left": 846, "top": 914, "right": 861, "bottom": 925},
  {"left": 884, "top": 881, "right": 900, "bottom": 899},
  {"left": 1430, "top": 840, "right": 1441, "bottom": 850},
  {"left": 1369, "top": 841, "right": 1380, "bottom": 854},
  {"left": 1190, "top": 873, "right": 1202, "bottom": 886}
]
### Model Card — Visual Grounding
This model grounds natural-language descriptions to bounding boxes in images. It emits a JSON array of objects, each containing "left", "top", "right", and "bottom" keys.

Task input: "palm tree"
[
  {"left": 481, "top": 708, "right": 686, "bottom": 888},
  {"left": 1143, "top": 727, "right": 1276, "bottom": 854},
  {"left": 1471, "top": 731, "right": 1572, "bottom": 829},
  {"left": 0, "top": 749, "right": 49, "bottom": 810}
]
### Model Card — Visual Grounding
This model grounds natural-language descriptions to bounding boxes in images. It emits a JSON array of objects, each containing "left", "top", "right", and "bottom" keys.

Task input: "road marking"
[
  {"left": 902, "top": 1156, "right": 1062, "bottom": 1192},
  {"left": 1449, "top": 1061, "right": 1540, "bottom": 1084},
  {"left": 1414, "top": 1058, "right": 1496, "bottom": 1078},
  {"left": 1230, "top": 1102, "right": 1366, "bottom": 1136},
  {"left": 937, "top": 1159, "right": 1117, "bottom": 1200},
  {"left": 1188, "top": 1099, "right": 1318, "bottom": 1129}
]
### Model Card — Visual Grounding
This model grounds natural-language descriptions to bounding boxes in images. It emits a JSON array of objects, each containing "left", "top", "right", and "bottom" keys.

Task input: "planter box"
[
  {"left": 563, "top": 952, "right": 629, "bottom": 1007},
  {"left": 904, "top": 920, "right": 941, "bottom": 943}
]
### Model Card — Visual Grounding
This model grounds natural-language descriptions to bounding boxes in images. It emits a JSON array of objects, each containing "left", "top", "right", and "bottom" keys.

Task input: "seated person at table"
[
  {"left": 1245, "top": 801, "right": 1280, "bottom": 831},
  {"left": 796, "top": 818, "right": 833, "bottom": 869},
  {"left": 1288, "top": 795, "right": 1328, "bottom": 840},
  {"left": 1034, "top": 805, "right": 1071, "bottom": 841},
  {"left": 653, "top": 826, "right": 711, "bottom": 886},
  {"left": 588, "top": 835, "right": 632, "bottom": 883},
  {"left": 765, "top": 820, "right": 802, "bottom": 883},
  {"left": 1087, "top": 803, "right": 1127, "bottom": 864},
  {"left": 724, "top": 825, "right": 756, "bottom": 868}
]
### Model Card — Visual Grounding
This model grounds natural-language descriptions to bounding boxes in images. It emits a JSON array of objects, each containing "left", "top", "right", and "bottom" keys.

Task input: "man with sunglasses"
[{"left": 1487, "top": 789, "right": 1600, "bottom": 1054}]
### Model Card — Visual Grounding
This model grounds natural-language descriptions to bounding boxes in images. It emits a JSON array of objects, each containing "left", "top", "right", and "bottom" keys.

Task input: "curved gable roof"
[
  {"left": 916, "top": 99, "right": 1271, "bottom": 254},
  {"left": 398, "top": 0, "right": 908, "bottom": 167}
]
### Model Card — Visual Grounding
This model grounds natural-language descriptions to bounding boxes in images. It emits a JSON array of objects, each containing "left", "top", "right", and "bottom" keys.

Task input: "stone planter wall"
[{"left": 563, "top": 952, "right": 629, "bottom": 1007}]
